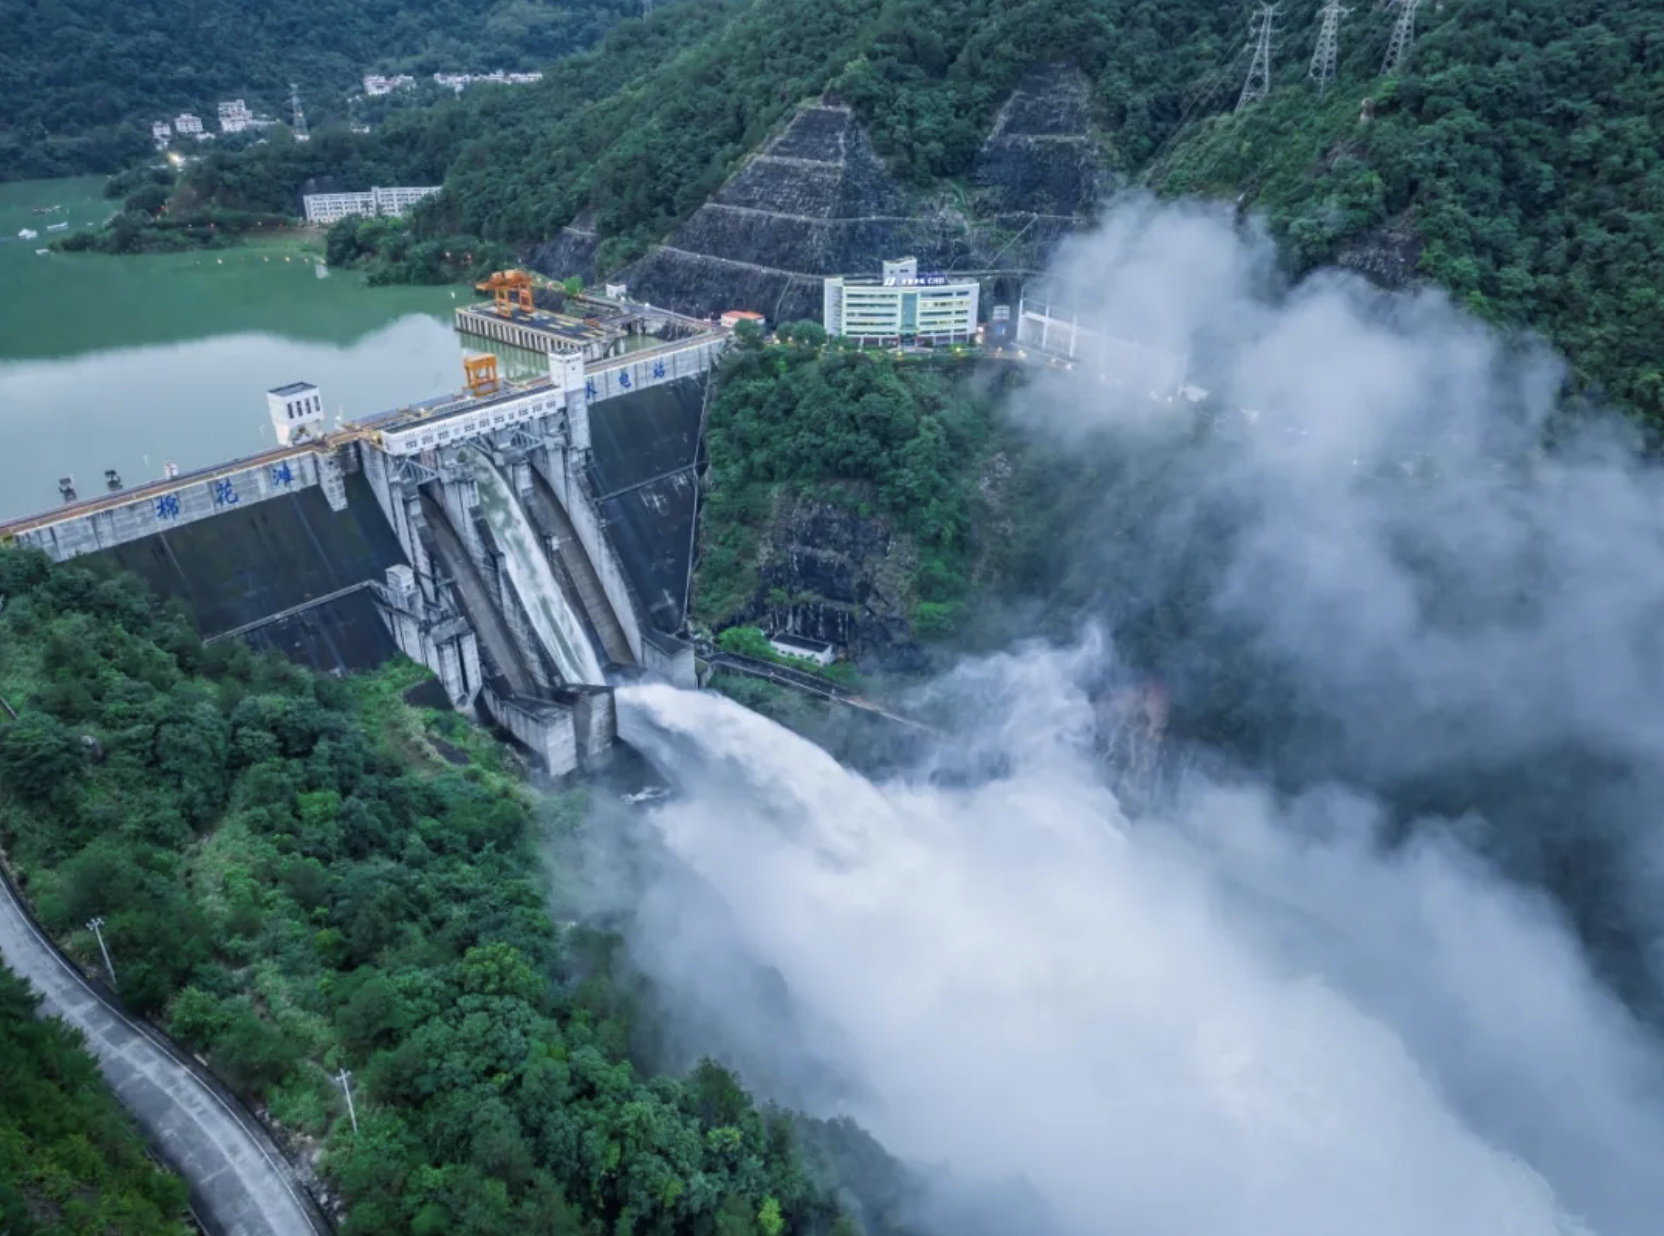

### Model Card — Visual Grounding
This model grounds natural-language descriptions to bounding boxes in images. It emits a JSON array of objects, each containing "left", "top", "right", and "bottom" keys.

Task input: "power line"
[
  {"left": 1309, "top": 2, "right": 1351, "bottom": 93},
  {"left": 1237, "top": 4, "right": 1280, "bottom": 114},
  {"left": 1381, "top": 0, "right": 1423, "bottom": 75}
]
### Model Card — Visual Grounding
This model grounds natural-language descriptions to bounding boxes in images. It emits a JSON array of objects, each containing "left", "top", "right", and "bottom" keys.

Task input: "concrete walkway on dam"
[{"left": 0, "top": 866, "right": 329, "bottom": 1236}]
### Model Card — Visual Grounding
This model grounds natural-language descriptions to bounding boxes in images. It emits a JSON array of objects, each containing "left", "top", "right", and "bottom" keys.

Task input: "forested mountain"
[
  {"left": 1, "top": 0, "right": 635, "bottom": 181},
  {"left": 142, "top": 0, "right": 1664, "bottom": 420}
]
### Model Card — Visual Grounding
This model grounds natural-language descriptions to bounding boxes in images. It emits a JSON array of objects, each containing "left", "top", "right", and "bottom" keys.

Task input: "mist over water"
[{"left": 610, "top": 197, "right": 1664, "bottom": 1235}]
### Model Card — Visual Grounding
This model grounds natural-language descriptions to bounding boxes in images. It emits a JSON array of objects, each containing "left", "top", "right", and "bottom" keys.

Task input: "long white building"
[
  {"left": 302, "top": 185, "right": 442, "bottom": 225},
  {"left": 823, "top": 257, "right": 979, "bottom": 346}
]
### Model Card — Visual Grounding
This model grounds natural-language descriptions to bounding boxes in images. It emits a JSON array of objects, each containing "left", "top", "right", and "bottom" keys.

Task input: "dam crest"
[{"left": 0, "top": 302, "right": 727, "bottom": 776}]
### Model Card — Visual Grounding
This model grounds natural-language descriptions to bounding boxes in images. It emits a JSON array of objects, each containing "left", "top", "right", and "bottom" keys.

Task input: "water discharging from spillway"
[
  {"left": 613, "top": 672, "right": 1664, "bottom": 1236},
  {"left": 467, "top": 450, "right": 605, "bottom": 685}
]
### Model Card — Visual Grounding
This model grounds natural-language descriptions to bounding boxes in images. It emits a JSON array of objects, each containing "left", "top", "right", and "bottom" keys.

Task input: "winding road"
[{"left": 0, "top": 867, "right": 329, "bottom": 1236}]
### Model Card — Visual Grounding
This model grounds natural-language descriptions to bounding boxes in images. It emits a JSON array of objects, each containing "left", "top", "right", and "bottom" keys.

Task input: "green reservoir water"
[{"left": 0, "top": 176, "right": 469, "bottom": 520}]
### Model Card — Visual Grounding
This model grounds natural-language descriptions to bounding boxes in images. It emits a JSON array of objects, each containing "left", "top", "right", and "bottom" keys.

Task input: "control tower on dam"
[{"left": 0, "top": 315, "right": 728, "bottom": 778}]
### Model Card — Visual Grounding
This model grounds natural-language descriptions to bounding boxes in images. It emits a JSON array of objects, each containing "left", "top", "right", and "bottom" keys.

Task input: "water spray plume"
[{"left": 605, "top": 196, "right": 1664, "bottom": 1236}]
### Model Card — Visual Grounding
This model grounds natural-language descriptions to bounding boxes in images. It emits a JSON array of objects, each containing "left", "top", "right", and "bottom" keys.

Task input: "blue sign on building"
[
  {"left": 585, "top": 378, "right": 598, "bottom": 400},
  {"left": 154, "top": 493, "right": 181, "bottom": 521},
  {"left": 618, "top": 370, "right": 632, "bottom": 390},
  {"left": 652, "top": 359, "right": 666, "bottom": 380},
  {"left": 213, "top": 478, "right": 240, "bottom": 507},
  {"left": 270, "top": 462, "right": 294, "bottom": 487}
]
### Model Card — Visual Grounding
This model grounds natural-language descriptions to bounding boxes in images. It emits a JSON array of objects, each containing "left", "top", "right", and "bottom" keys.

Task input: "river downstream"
[{"left": 0, "top": 177, "right": 466, "bottom": 520}]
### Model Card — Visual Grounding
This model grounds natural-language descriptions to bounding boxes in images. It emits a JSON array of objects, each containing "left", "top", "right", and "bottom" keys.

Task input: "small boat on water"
[
  {"left": 46, "top": 221, "right": 68, "bottom": 232},
  {"left": 18, "top": 227, "right": 38, "bottom": 240},
  {"left": 35, "top": 248, "right": 51, "bottom": 256}
]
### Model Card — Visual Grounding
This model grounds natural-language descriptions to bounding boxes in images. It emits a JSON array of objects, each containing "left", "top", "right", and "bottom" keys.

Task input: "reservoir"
[{"left": 0, "top": 176, "right": 465, "bottom": 520}]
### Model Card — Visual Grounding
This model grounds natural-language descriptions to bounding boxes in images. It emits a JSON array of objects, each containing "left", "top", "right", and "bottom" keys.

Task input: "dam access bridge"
[{"left": 0, "top": 305, "right": 729, "bottom": 776}]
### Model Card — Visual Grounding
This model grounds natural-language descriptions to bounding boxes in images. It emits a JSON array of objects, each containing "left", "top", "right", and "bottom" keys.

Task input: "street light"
[{"left": 86, "top": 916, "right": 116, "bottom": 986}]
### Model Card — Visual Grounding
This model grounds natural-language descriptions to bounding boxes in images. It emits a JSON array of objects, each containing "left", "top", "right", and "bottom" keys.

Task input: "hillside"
[
  {"left": 140, "top": 0, "right": 1664, "bottom": 420},
  {"left": 0, "top": 0, "right": 634, "bottom": 181},
  {"left": 0, "top": 547, "right": 910, "bottom": 1236}
]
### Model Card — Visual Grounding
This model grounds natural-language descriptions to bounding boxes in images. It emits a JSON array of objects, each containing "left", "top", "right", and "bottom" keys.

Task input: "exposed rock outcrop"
[
  {"left": 607, "top": 71, "right": 1107, "bottom": 322},
  {"left": 526, "top": 208, "right": 601, "bottom": 284},
  {"left": 1335, "top": 213, "right": 1425, "bottom": 290},
  {"left": 727, "top": 491, "right": 925, "bottom": 672},
  {"left": 971, "top": 64, "right": 1107, "bottom": 271},
  {"left": 620, "top": 104, "right": 971, "bottom": 323}
]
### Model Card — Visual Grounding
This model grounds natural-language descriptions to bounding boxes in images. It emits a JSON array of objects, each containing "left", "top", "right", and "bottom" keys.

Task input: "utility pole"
[
  {"left": 289, "top": 82, "right": 310, "bottom": 142},
  {"left": 336, "top": 1069, "right": 358, "bottom": 1132},
  {"left": 1237, "top": 4, "right": 1280, "bottom": 114},
  {"left": 1309, "top": 2, "right": 1351, "bottom": 93},
  {"left": 1381, "top": 0, "right": 1423, "bottom": 75},
  {"left": 86, "top": 917, "right": 115, "bottom": 986}
]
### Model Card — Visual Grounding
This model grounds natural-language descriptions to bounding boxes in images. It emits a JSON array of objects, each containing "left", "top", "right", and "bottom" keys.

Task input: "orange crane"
[{"left": 476, "top": 269, "right": 535, "bottom": 317}]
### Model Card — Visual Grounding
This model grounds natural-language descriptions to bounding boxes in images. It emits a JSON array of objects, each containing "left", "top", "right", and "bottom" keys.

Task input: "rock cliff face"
[
  {"left": 1335, "top": 213, "right": 1425, "bottom": 290},
  {"left": 610, "top": 70, "right": 1105, "bottom": 322},
  {"left": 725, "top": 491, "right": 925, "bottom": 672},
  {"left": 526, "top": 208, "right": 601, "bottom": 284},
  {"left": 620, "top": 104, "right": 969, "bottom": 323},
  {"left": 971, "top": 64, "right": 1106, "bottom": 270}
]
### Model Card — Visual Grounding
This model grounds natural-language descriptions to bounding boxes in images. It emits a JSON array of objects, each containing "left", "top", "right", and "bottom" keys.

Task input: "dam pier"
[{"left": 0, "top": 288, "right": 728, "bottom": 776}]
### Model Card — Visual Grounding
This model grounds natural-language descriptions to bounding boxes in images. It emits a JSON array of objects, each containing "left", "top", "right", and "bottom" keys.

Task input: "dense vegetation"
[
  {"left": 1154, "top": 0, "right": 1664, "bottom": 420},
  {"left": 697, "top": 332, "right": 996, "bottom": 637},
  {"left": 110, "top": 0, "right": 1661, "bottom": 421},
  {"left": 0, "top": 966, "right": 190, "bottom": 1235},
  {"left": 1, "top": 0, "right": 636, "bottom": 181},
  {"left": 0, "top": 548, "right": 891, "bottom": 1236}
]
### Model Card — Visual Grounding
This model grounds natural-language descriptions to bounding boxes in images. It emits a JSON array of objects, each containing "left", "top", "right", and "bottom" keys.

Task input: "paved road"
[{"left": 0, "top": 869, "right": 328, "bottom": 1236}]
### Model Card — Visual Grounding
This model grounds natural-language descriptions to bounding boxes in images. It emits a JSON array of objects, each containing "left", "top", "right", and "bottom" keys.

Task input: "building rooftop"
[
  {"left": 457, "top": 302, "right": 621, "bottom": 350},
  {"left": 353, "top": 372, "right": 552, "bottom": 432},
  {"left": 769, "top": 632, "right": 835, "bottom": 654},
  {"left": 268, "top": 381, "right": 316, "bottom": 396}
]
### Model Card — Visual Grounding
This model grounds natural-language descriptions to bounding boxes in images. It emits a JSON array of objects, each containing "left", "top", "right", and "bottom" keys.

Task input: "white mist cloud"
[
  {"left": 621, "top": 666, "right": 1661, "bottom": 1236},
  {"left": 611, "top": 197, "right": 1664, "bottom": 1236}
]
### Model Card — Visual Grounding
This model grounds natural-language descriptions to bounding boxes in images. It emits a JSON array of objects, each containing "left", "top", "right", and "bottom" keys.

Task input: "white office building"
[
  {"left": 822, "top": 257, "right": 979, "bottom": 345},
  {"left": 151, "top": 121, "right": 172, "bottom": 148},
  {"left": 173, "top": 113, "right": 205, "bottom": 136},
  {"left": 301, "top": 185, "right": 442, "bottom": 225}
]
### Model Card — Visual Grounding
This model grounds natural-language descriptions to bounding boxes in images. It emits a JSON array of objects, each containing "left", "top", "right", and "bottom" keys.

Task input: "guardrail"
[
  {"left": 0, "top": 854, "right": 334, "bottom": 1236},
  {"left": 0, "top": 442, "right": 322, "bottom": 543}
]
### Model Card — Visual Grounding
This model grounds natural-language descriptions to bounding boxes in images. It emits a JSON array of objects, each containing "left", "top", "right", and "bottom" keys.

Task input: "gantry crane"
[{"left": 476, "top": 269, "right": 535, "bottom": 317}]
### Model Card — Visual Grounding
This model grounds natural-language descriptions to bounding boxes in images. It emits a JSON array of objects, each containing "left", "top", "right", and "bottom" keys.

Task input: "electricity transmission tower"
[
  {"left": 1382, "top": 0, "right": 1423, "bottom": 75},
  {"left": 289, "top": 82, "right": 309, "bottom": 142},
  {"left": 1309, "top": 2, "right": 1351, "bottom": 92},
  {"left": 1237, "top": 4, "right": 1280, "bottom": 113}
]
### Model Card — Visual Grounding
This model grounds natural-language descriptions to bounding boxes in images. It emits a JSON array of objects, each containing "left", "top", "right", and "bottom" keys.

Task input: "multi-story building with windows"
[
  {"left": 301, "top": 185, "right": 442, "bottom": 225},
  {"left": 822, "top": 257, "right": 979, "bottom": 346}
]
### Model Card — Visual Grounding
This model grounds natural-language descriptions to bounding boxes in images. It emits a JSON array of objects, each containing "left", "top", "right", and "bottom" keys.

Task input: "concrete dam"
[{"left": 0, "top": 301, "right": 727, "bottom": 776}]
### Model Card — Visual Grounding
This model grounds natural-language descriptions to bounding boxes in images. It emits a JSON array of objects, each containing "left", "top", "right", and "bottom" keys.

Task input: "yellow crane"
[{"left": 475, "top": 269, "right": 535, "bottom": 317}]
